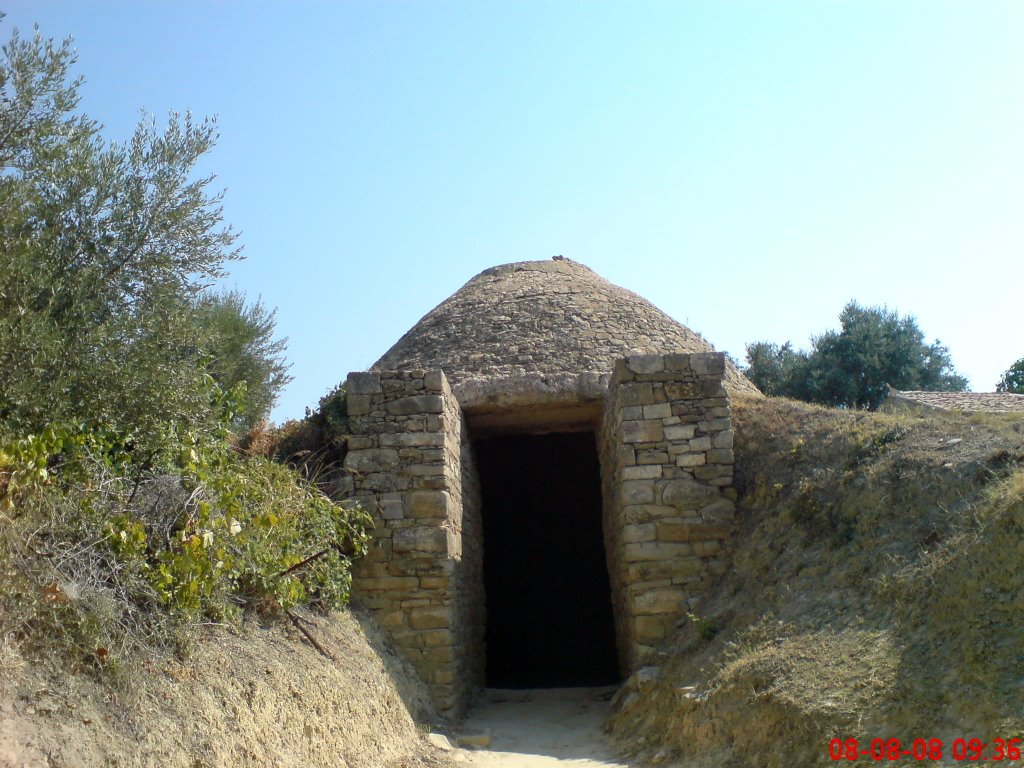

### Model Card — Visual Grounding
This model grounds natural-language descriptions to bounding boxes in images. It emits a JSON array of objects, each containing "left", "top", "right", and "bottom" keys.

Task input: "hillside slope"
[
  {"left": 1, "top": 609, "right": 451, "bottom": 768},
  {"left": 608, "top": 396, "right": 1024, "bottom": 767}
]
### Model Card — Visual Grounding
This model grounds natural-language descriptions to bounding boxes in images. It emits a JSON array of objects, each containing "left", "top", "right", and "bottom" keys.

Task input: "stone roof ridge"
[
  {"left": 885, "top": 386, "right": 1024, "bottom": 413},
  {"left": 370, "top": 257, "right": 761, "bottom": 396}
]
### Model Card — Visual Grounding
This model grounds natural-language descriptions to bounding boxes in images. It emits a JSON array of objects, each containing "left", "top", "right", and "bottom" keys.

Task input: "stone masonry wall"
[
  {"left": 344, "top": 369, "right": 483, "bottom": 717},
  {"left": 600, "top": 352, "right": 736, "bottom": 671}
]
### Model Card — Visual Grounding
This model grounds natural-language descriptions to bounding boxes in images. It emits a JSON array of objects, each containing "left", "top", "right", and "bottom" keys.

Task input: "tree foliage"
[
  {"left": 0, "top": 25, "right": 242, "bottom": 449},
  {"left": 744, "top": 302, "right": 968, "bottom": 409},
  {"left": 996, "top": 358, "right": 1024, "bottom": 394},
  {"left": 0, "top": 23, "right": 368, "bottom": 666},
  {"left": 194, "top": 290, "right": 292, "bottom": 431}
]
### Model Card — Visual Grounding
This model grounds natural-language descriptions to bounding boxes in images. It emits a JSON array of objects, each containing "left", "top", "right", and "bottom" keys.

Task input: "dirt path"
[{"left": 449, "top": 687, "right": 634, "bottom": 767}]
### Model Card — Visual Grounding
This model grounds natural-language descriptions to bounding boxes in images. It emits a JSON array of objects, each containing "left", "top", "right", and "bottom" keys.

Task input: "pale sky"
[{"left": 5, "top": 1, "right": 1022, "bottom": 420}]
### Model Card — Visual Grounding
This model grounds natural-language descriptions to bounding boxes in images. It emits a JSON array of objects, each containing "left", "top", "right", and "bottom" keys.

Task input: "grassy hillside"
[{"left": 608, "top": 396, "right": 1024, "bottom": 768}]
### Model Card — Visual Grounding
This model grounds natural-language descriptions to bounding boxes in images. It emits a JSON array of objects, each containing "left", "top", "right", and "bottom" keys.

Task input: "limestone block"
[
  {"left": 344, "top": 448, "right": 399, "bottom": 473},
  {"left": 408, "top": 490, "right": 452, "bottom": 519},
  {"left": 621, "top": 504, "right": 677, "bottom": 524},
  {"left": 627, "top": 557, "right": 703, "bottom": 583},
  {"left": 655, "top": 520, "right": 696, "bottom": 542},
  {"left": 664, "top": 424, "right": 697, "bottom": 441},
  {"left": 620, "top": 479, "right": 656, "bottom": 505},
  {"left": 706, "top": 448, "right": 734, "bottom": 464},
  {"left": 692, "top": 540, "right": 723, "bottom": 557},
  {"left": 419, "top": 576, "right": 448, "bottom": 589},
  {"left": 409, "top": 607, "right": 452, "bottom": 630},
  {"left": 713, "top": 430, "right": 735, "bottom": 449},
  {"left": 687, "top": 436, "right": 712, "bottom": 452},
  {"left": 633, "top": 616, "right": 666, "bottom": 641},
  {"left": 665, "top": 381, "right": 701, "bottom": 400},
  {"left": 675, "top": 453, "right": 706, "bottom": 468},
  {"left": 663, "top": 353, "right": 694, "bottom": 373},
  {"left": 623, "top": 541, "right": 693, "bottom": 562},
  {"left": 387, "top": 395, "right": 445, "bottom": 415},
  {"left": 636, "top": 450, "right": 670, "bottom": 465},
  {"left": 622, "top": 420, "right": 664, "bottom": 444},
  {"left": 381, "top": 432, "right": 446, "bottom": 447},
  {"left": 393, "top": 526, "right": 449, "bottom": 554},
  {"left": 661, "top": 479, "right": 719, "bottom": 509},
  {"left": 618, "top": 382, "right": 654, "bottom": 406},
  {"left": 690, "top": 352, "right": 725, "bottom": 376},
  {"left": 634, "top": 588, "right": 687, "bottom": 615},
  {"left": 359, "top": 575, "right": 419, "bottom": 591},
  {"left": 620, "top": 405, "right": 644, "bottom": 420},
  {"left": 347, "top": 395, "right": 372, "bottom": 416},
  {"left": 692, "top": 466, "right": 724, "bottom": 481},
  {"left": 700, "top": 498, "right": 736, "bottom": 522},
  {"left": 622, "top": 523, "right": 656, "bottom": 543},
  {"left": 688, "top": 522, "right": 732, "bottom": 540},
  {"left": 642, "top": 403, "right": 672, "bottom": 419},
  {"left": 418, "top": 629, "right": 455, "bottom": 647},
  {"left": 347, "top": 372, "right": 382, "bottom": 395},
  {"left": 424, "top": 370, "right": 447, "bottom": 392},
  {"left": 375, "top": 610, "right": 407, "bottom": 628},
  {"left": 380, "top": 495, "right": 405, "bottom": 520},
  {"left": 622, "top": 465, "right": 663, "bottom": 480},
  {"left": 701, "top": 380, "right": 727, "bottom": 398},
  {"left": 426, "top": 667, "right": 457, "bottom": 685},
  {"left": 627, "top": 354, "right": 665, "bottom": 374},
  {"left": 403, "top": 463, "right": 446, "bottom": 476},
  {"left": 618, "top": 446, "right": 637, "bottom": 466},
  {"left": 348, "top": 436, "right": 374, "bottom": 450},
  {"left": 423, "top": 646, "right": 457, "bottom": 663}
]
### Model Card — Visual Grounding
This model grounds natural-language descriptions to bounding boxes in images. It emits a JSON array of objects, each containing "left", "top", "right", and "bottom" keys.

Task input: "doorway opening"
[{"left": 474, "top": 431, "right": 619, "bottom": 689}]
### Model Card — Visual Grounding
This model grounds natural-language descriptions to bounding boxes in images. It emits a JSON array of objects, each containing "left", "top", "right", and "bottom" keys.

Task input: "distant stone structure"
[
  {"left": 881, "top": 386, "right": 1024, "bottom": 414},
  {"left": 341, "top": 258, "right": 759, "bottom": 717}
]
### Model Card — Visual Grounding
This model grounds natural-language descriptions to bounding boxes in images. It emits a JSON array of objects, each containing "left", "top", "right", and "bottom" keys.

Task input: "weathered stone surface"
[
  {"left": 387, "top": 395, "right": 445, "bottom": 415},
  {"left": 635, "top": 588, "right": 687, "bottom": 615},
  {"left": 622, "top": 420, "right": 664, "bottom": 443},
  {"left": 407, "top": 490, "right": 451, "bottom": 519},
  {"left": 392, "top": 526, "right": 449, "bottom": 554},
  {"left": 622, "top": 523, "right": 657, "bottom": 543},
  {"left": 700, "top": 498, "right": 736, "bottom": 521},
  {"left": 713, "top": 429, "right": 735, "bottom": 448},
  {"left": 370, "top": 260, "right": 757, "bottom": 395},
  {"left": 675, "top": 453, "right": 706, "bottom": 468},
  {"left": 662, "top": 478, "right": 720, "bottom": 508},
  {"left": 620, "top": 480, "right": 656, "bottom": 505},
  {"left": 409, "top": 607, "right": 452, "bottom": 630},
  {"left": 622, "top": 465, "right": 663, "bottom": 480},
  {"left": 623, "top": 541, "right": 693, "bottom": 562},
  {"left": 346, "top": 394, "right": 372, "bottom": 416},
  {"left": 664, "top": 424, "right": 697, "bottom": 441},
  {"left": 347, "top": 371, "right": 382, "bottom": 395}
]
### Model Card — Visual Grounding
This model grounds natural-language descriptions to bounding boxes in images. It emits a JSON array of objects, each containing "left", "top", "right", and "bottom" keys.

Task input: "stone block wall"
[
  {"left": 345, "top": 369, "right": 484, "bottom": 716},
  {"left": 600, "top": 352, "right": 736, "bottom": 670}
]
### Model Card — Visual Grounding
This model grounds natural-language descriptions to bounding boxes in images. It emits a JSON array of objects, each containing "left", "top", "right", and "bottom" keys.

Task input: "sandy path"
[{"left": 452, "top": 687, "right": 633, "bottom": 767}]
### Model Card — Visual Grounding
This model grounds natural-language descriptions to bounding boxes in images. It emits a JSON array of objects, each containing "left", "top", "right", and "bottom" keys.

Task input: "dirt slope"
[
  {"left": 0, "top": 609, "right": 451, "bottom": 768},
  {"left": 608, "top": 396, "right": 1024, "bottom": 768}
]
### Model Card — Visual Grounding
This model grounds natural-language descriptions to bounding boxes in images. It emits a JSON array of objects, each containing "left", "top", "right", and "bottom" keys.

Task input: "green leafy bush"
[{"left": 0, "top": 394, "right": 371, "bottom": 668}]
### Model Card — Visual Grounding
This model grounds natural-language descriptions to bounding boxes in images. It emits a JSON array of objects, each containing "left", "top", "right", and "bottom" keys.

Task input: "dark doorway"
[{"left": 475, "top": 431, "right": 619, "bottom": 689}]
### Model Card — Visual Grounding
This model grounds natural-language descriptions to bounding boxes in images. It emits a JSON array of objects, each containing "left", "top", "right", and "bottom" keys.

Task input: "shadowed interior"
[{"left": 475, "top": 431, "right": 620, "bottom": 689}]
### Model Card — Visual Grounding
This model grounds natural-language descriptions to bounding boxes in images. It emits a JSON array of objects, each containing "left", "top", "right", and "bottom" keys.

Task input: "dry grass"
[{"left": 609, "top": 397, "right": 1024, "bottom": 768}]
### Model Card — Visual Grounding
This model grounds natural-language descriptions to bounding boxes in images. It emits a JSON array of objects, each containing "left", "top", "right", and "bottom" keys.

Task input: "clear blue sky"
[{"left": 6, "top": 1, "right": 1022, "bottom": 420}]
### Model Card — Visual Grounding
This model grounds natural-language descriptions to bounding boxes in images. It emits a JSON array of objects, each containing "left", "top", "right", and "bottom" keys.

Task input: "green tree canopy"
[
  {"left": 0, "top": 24, "right": 286, "bottom": 448},
  {"left": 996, "top": 358, "right": 1024, "bottom": 394},
  {"left": 194, "top": 290, "right": 292, "bottom": 431},
  {"left": 744, "top": 302, "right": 968, "bottom": 410}
]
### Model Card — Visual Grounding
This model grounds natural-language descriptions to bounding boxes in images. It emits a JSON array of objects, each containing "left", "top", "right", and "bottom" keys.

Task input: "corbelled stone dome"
[{"left": 373, "top": 258, "right": 758, "bottom": 401}]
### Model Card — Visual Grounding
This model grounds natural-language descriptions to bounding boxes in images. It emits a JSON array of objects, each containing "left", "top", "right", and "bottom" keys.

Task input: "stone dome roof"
[{"left": 373, "top": 258, "right": 758, "bottom": 401}]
